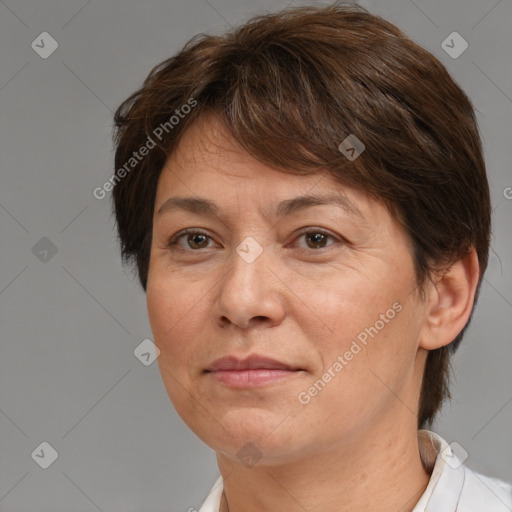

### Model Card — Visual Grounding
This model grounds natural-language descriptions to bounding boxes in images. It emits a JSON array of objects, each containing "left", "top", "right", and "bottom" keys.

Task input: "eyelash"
[{"left": 167, "top": 228, "right": 344, "bottom": 253}]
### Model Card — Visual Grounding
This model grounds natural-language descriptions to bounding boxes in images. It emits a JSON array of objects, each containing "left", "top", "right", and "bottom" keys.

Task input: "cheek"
[
  {"left": 340, "top": 303, "right": 421, "bottom": 402},
  {"left": 288, "top": 267, "right": 403, "bottom": 349},
  {"left": 146, "top": 278, "right": 205, "bottom": 415},
  {"left": 146, "top": 281, "right": 170, "bottom": 342},
  {"left": 294, "top": 266, "right": 420, "bottom": 387},
  {"left": 146, "top": 276, "right": 201, "bottom": 364},
  {"left": 294, "top": 307, "right": 420, "bottom": 438}
]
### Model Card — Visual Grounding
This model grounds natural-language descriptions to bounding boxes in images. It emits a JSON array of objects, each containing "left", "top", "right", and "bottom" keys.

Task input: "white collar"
[
  {"left": 198, "top": 430, "right": 512, "bottom": 512},
  {"left": 413, "top": 429, "right": 464, "bottom": 511}
]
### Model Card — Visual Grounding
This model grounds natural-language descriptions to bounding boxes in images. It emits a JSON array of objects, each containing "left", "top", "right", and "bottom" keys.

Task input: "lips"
[
  {"left": 205, "top": 355, "right": 303, "bottom": 388},
  {"left": 205, "top": 355, "right": 295, "bottom": 372}
]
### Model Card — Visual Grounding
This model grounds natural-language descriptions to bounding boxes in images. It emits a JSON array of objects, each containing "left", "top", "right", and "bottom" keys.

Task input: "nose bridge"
[
  {"left": 214, "top": 234, "right": 281, "bottom": 328},
  {"left": 226, "top": 234, "right": 267, "bottom": 298}
]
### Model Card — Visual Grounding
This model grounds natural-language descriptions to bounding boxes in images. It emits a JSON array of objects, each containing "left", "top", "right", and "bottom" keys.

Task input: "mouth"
[{"left": 204, "top": 355, "right": 304, "bottom": 388}]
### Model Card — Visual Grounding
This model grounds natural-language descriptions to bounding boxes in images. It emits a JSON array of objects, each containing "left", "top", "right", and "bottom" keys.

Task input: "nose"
[{"left": 212, "top": 241, "right": 286, "bottom": 330}]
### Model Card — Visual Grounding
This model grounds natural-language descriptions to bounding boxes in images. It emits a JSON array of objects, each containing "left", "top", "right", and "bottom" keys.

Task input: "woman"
[{"left": 111, "top": 4, "right": 511, "bottom": 511}]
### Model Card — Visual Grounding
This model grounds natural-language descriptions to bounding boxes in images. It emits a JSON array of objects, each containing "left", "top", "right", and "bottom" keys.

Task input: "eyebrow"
[{"left": 156, "top": 193, "right": 364, "bottom": 220}]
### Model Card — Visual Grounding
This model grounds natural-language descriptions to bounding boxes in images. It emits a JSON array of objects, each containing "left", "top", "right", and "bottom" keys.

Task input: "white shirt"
[{"left": 198, "top": 430, "right": 512, "bottom": 512}]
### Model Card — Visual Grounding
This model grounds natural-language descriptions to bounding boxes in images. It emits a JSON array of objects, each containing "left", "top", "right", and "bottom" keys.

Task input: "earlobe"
[{"left": 419, "top": 249, "right": 480, "bottom": 351}]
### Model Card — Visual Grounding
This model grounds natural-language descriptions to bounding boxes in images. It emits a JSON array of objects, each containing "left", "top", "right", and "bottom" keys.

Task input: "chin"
[{"left": 195, "top": 409, "right": 307, "bottom": 461}]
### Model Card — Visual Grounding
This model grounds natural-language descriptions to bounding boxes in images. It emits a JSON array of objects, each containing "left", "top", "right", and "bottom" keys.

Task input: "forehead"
[
  {"left": 172, "top": 114, "right": 245, "bottom": 163},
  {"left": 161, "top": 115, "right": 338, "bottom": 192},
  {"left": 155, "top": 114, "right": 387, "bottom": 225},
  {"left": 166, "top": 113, "right": 287, "bottom": 183}
]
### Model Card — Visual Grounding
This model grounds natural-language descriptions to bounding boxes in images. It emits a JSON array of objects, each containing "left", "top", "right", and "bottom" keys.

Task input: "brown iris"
[{"left": 305, "top": 232, "right": 328, "bottom": 249}]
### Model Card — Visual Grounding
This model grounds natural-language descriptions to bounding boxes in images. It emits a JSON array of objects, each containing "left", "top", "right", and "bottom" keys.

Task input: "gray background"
[{"left": 0, "top": 0, "right": 511, "bottom": 510}]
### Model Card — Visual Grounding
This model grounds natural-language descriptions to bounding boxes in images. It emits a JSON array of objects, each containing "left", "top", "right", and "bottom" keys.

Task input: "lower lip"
[{"left": 207, "top": 369, "right": 300, "bottom": 388}]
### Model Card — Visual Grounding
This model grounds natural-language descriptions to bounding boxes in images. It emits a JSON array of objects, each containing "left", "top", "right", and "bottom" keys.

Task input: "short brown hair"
[{"left": 111, "top": 2, "right": 491, "bottom": 428}]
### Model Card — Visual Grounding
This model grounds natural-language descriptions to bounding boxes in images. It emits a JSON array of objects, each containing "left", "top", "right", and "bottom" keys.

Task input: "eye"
[
  {"left": 168, "top": 229, "right": 216, "bottom": 251},
  {"left": 167, "top": 228, "right": 343, "bottom": 253},
  {"left": 292, "top": 229, "right": 339, "bottom": 250}
]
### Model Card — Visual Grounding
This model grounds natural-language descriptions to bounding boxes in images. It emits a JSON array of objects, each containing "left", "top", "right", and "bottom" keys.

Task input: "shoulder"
[
  {"left": 458, "top": 464, "right": 512, "bottom": 511},
  {"left": 416, "top": 429, "right": 512, "bottom": 512}
]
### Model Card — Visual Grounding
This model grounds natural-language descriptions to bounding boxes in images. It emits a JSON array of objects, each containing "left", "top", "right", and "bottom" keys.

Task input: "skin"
[{"left": 146, "top": 114, "right": 480, "bottom": 512}]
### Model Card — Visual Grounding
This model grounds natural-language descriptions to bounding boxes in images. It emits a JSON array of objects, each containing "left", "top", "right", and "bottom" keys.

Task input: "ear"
[{"left": 419, "top": 248, "right": 480, "bottom": 350}]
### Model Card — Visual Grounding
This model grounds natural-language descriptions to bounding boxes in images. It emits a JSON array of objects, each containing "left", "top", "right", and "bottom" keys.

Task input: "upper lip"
[{"left": 206, "top": 355, "right": 296, "bottom": 372}]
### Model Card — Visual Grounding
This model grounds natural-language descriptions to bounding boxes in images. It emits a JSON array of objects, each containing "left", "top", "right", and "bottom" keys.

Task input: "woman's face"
[{"left": 147, "top": 115, "right": 430, "bottom": 465}]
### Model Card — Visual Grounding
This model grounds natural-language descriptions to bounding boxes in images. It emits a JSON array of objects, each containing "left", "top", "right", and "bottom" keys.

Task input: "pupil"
[
  {"left": 190, "top": 234, "right": 207, "bottom": 248},
  {"left": 308, "top": 232, "right": 325, "bottom": 248}
]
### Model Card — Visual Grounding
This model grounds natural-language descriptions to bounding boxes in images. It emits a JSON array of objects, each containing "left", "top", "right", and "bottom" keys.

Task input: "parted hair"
[{"left": 112, "top": 2, "right": 491, "bottom": 428}]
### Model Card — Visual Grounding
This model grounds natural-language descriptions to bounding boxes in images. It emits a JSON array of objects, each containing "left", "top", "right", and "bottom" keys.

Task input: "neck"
[{"left": 217, "top": 413, "right": 430, "bottom": 512}]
